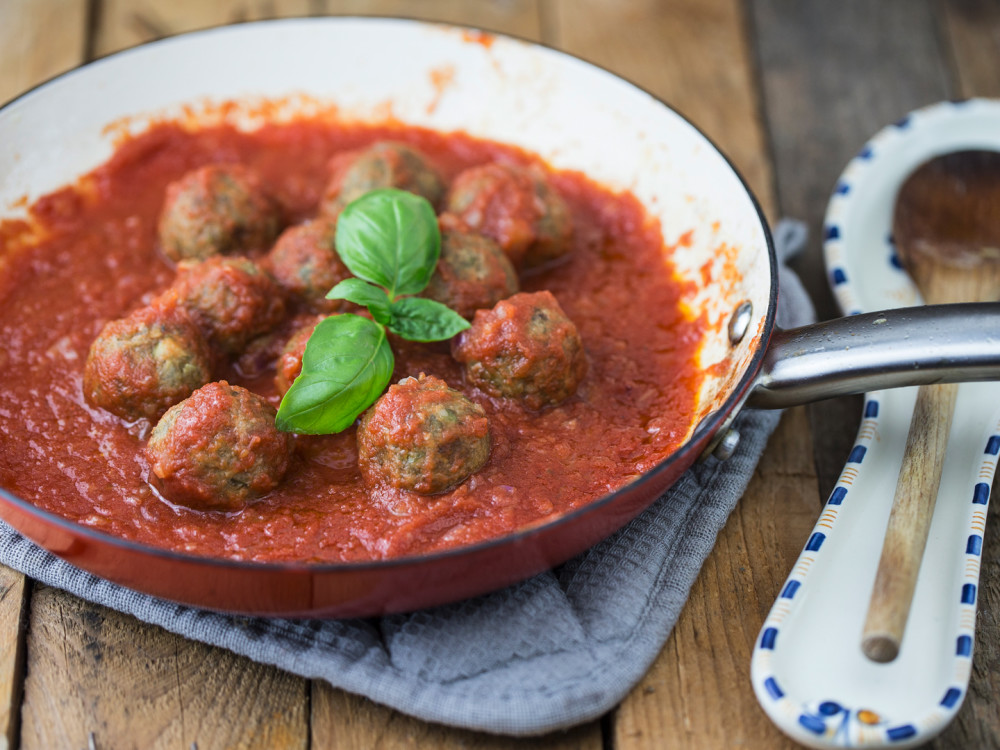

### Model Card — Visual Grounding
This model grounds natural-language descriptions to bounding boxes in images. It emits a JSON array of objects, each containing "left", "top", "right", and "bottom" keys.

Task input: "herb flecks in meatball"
[
  {"left": 167, "top": 256, "right": 285, "bottom": 355},
  {"left": 158, "top": 164, "right": 281, "bottom": 262},
  {"left": 422, "top": 214, "right": 519, "bottom": 319},
  {"left": 445, "top": 163, "right": 573, "bottom": 270},
  {"left": 83, "top": 300, "right": 211, "bottom": 422},
  {"left": 320, "top": 141, "right": 445, "bottom": 217},
  {"left": 452, "top": 291, "right": 587, "bottom": 409},
  {"left": 265, "top": 219, "right": 350, "bottom": 312},
  {"left": 357, "top": 374, "right": 490, "bottom": 494},
  {"left": 147, "top": 381, "right": 293, "bottom": 511},
  {"left": 275, "top": 315, "right": 326, "bottom": 396}
]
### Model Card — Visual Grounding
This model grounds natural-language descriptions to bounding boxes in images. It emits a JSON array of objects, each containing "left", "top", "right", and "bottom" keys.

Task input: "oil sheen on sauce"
[{"left": 0, "top": 121, "right": 705, "bottom": 563}]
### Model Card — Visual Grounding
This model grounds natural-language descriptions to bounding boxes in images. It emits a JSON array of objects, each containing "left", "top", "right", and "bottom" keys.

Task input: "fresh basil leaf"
[
  {"left": 276, "top": 315, "right": 394, "bottom": 434},
  {"left": 335, "top": 188, "right": 440, "bottom": 298},
  {"left": 327, "top": 278, "right": 391, "bottom": 325},
  {"left": 387, "top": 297, "right": 471, "bottom": 342}
]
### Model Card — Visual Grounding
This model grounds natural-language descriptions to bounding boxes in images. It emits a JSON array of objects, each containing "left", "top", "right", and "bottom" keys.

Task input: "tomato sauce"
[{"left": 0, "top": 121, "right": 705, "bottom": 563}]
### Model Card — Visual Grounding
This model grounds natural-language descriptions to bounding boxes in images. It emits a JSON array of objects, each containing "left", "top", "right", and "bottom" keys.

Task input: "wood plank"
[
  {"left": 932, "top": 3, "right": 1000, "bottom": 745},
  {"left": 612, "top": 408, "right": 819, "bottom": 749},
  {"left": 93, "top": 0, "right": 541, "bottom": 57},
  {"left": 311, "top": 683, "right": 602, "bottom": 750},
  {"left": 546, "top": 0, "right": 775, "bottom": 219},
  {"left": 749, "top": 0, "right": 951, "bottom": 501},
  {"left": 19, "top": 585, "right": 309, "bottom": 750},
  {"left": 940, "top": 0, "right": 1000, "bottom": 98},
  {"left": 547, "top": 1, "right": 811, "bottom": 747},
  {"left": 0, "top": 569, "right": 29, "bottom": 750},
  {"left": 0, "top": 0, "right": 89, "bottom": 103}
]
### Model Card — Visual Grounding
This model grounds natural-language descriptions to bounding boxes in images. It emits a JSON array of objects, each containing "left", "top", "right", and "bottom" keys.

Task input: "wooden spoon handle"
[{"left": 861, "top": 382, "right": 959, "bottom": 663}]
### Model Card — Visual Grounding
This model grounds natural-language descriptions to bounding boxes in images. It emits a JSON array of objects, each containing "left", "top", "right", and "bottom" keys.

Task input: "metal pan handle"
[{"left": 748, "top": 302, "right": 1000, "bottom": 408}]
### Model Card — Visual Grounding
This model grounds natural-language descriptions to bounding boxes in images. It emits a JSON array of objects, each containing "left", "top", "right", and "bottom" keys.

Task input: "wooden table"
[{"left": 1, "top": 1, "right": 998, "bottom": 747}]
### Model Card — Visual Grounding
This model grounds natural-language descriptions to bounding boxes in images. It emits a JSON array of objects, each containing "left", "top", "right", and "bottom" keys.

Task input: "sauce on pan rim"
[{"left": 0, "top": 120, "right": 705, "bottom": 563}]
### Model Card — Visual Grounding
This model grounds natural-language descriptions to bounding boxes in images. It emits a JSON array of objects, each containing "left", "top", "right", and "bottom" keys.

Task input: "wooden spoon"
[{"left": 861, "top": 150, "right": 1000, "bottom": 663}]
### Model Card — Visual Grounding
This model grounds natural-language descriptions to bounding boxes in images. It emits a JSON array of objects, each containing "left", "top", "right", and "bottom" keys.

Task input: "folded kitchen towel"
[{"left": 0, "top": 220, "right": 816, "bottom": 736}]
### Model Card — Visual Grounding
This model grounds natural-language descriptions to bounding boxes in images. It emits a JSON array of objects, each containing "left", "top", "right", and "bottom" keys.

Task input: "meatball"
[
  {"left": 445, "top": 163, "right": 573, "bottom": 270},
  {"left": 452, "top": 291, "right": 586, "bottom": 409},
  {"left": 167, "top": 256, "right": 285, "bottom": 355},
  {"left": 83, "top": 300, "right": 211, "bottom": 422},
  {"left": 275, "top": 315, "right": 325, "bottom": 396},
  {"left": 319, "top": 141, "right": 445, "bottom": 217},
  {"left": 265, "top": 219, "right": 351, "bottom": 312},
  {"left": 357, "top": 374, "right": 490, "bottom": 494},
  {"left": 158, "top": 164, "right": 281, "bottom": 262},
  {"left": 146, "top": 381, "right": 293, "bottom": 511},
  {"left": 422, "top": 215, "right": 519, "bottom": 319}
]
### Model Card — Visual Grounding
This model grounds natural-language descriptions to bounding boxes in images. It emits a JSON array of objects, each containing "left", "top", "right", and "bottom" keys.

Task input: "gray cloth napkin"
[{"left": 0, "top": 220, "right": 815, "bottom": 736}]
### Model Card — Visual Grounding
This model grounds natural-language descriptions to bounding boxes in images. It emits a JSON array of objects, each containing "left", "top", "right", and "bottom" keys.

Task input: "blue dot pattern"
[
  {"left": 760, "top": 627, "right": 777, "bottom": 650},
  {"left": 973, "top": 483, "right": 990, "bottom": 505},
  {"left": 961, "top": 584, "right": 977, "bottom": 605},
  {"left": 967, "top": 535, "right": 983, "bottom": 556},
  {"left": 957, "top": 635, "right": 973, "bottom": 657},
  {"left": 799, "top": 714, "right": 826, "bottom": 734},
  {"left": 940, "top": 688, "right": 962, "bottom": 709},
  {"left": 765, "top": 677, "right": 784, "bottom": 699},
  {"left": 805, "top": 533, "right": 825, "bottom": 552},
  {"left": 887, "top": 725, "right": 917, "bottom": 741},
  {"left": 986, "top": 435, "right": 1000, "bottom": 455}
]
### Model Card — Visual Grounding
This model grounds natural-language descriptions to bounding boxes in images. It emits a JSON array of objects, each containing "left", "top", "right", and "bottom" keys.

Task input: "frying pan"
[{"left": 2, "top": 18, "right": 999, "bottom": 618}]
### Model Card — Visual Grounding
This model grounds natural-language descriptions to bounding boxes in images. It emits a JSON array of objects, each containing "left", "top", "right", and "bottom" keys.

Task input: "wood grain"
[
  {"left": 547, "top": 0, "right": 775, "bottom": 220},
  {"left": 92, "top": 0, "right": 542, "bottom": 56},
  {"left": 863, "top": 383, "right": 960, "bottom": 662},
  {"left": 611, "top": 408, "right": 820, "bottom": 750},
  {"left": 940, "top": 0, "right": 1000, "bottom": 98},
  {"left": 20, "top": 585, "right": 308, "bottom": 750},
  {"left": 0, "top": 569, "right": 29, "bottom": 750},
  {"left": 311, "top": 683, "right": 602, "bottom": 749},
  {"left": 749, "top": 0, "right": 952, "bottom": 502},
  {"left": 0, "top": 0, "right": 89, "bottom": 103}
]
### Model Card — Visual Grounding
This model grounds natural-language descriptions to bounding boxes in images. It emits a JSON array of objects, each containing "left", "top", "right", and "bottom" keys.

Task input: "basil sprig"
[{"left": 275, "top": 189, "right": 470, "bottom": 435}]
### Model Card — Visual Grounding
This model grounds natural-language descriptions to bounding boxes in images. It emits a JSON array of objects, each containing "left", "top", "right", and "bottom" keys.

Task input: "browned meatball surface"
[
  {"left": 146, "top": 381, "right": 293, "bottom": 511},
  {"left": 274, "top": 315, "right": 326, "bottom": 396},
  {"left": 166, "top": 256, "right": 285, "bottom": 355},
  {"left": 83, "top": 299, "right": 211, "bottom": 422},
  {"left": 422, "top": 215, "right": 519, "bottom": 319},
  {"left": 265, "top": 219, "right": 351, "bottom": 312},
  {"left": 445, "top": 163, "right": 573, "bottom": 270},
  {"left": 158, "top": 164, "right": 281, "bottom": 262},
  {"left": 357, "top": 374, "right": 490, "bottom": 494},
  {"left": 319, "top": 141, "right": 445, "bottom": 217},
  {"left": 452, "top": 291, "right": 587, "bottom": 410}
]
